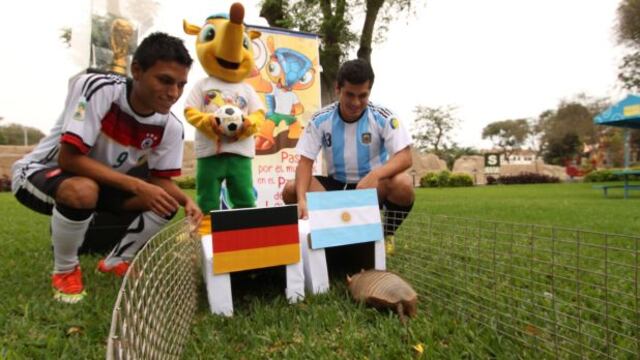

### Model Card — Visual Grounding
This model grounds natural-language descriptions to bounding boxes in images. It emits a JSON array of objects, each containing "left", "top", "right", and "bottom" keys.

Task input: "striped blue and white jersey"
[{"left": 296, "top": 102, "right": 412, "bottom": 183}]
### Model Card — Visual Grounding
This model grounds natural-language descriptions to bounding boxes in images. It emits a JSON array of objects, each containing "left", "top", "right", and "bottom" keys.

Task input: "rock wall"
[
  {"left": 182, "top": 141, "right": 196, "bottom": 177},
  {"left": 452, "top": 155, "right": 486, "bottom": 184},
  {"left": 1, "top": 144, "right": 568, "bottom": 183},
  {"left": 451, "top": 157, "right": 569, "bottom": 183},
  {"left": 408, "top": 149, "right": 448, "bottom": 186},
  {"left": 0, "top": 145, "right": 34, "bottom": 178},
  {"left": 0, "top": 143, "right": 198, "bottom": 179}
]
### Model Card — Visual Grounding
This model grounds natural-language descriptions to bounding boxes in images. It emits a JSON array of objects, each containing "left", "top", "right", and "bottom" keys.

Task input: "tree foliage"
[
  {"left": 542, "top": 133, "right": 581, "bottom": 166},
  {"left": 618, "top": 51, "right": 640, "bottom": 91},
  {"left": 527, "top": 113, "right": 547, "bottom": 156},
  {"left": 411, "top": 105, "right": 478, "bottom": 168},
  {"left": 0, "top": 124, "right": 45, "bottom": 146},
  {"left": 481, "top": 119, "right": 530, "bottom": 162},
  {"left": 616, "top": 0, "right": 640, "bottom": 46},
  {"left": 600, "top": 128, "right": 626, "bottom": 167},
  {"left": 411, "top": 105, "right": 459, "bottom": 153},
  {"left": 616, "top": 0, "right": 640, "bottom": 91},
  {"left": 439, "top": 144, "right": 479, "bottom": 170},
  {"left": 536, "top": 96, "right": 608, "bottom": 166},
  {"left": 259, "top": 0, "right": 415, "bottom": 104},
  {"left": 60, "top": 27, "right": 72, "bottom": 48}
]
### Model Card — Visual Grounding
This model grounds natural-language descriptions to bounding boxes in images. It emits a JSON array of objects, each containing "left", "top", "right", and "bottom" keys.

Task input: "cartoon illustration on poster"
[{"left": 244, "top": 26, "right": 323, "bottom": 208}]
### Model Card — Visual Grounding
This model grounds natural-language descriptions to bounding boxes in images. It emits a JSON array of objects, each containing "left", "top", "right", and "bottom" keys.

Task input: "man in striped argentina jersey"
[
  {"left": 282, "top": 59, "right": 415, "bottom": 253},
  {"left": 11, "top": 33, "right": 203, "bottom": 303}
]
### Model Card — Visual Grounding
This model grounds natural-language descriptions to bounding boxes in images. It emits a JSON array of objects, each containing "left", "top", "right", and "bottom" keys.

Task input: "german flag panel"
[{"left": 211, "top": 205, "right": 299, "bottom": 274}]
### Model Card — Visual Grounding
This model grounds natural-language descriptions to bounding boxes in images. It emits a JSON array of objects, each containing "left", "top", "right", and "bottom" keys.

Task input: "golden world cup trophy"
[{"left": 109, "top": 18, "right": 134, "bottom": 75}]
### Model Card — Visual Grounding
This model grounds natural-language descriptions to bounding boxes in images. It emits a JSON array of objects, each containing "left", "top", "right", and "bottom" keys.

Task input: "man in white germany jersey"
[
  {"left": 11, "top": 32, "right": 203, "bottom": 303},
  {"left": 282, "top": 59, "right": 415, "bottom": 253}
]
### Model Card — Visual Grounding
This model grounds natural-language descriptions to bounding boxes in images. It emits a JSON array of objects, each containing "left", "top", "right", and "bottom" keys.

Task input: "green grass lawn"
[
  {"left": 413, "top": 182, "right": 640, "bottom": 235},
  {"left": 1, "top": 183, "right": 639, "bottom": 358}
]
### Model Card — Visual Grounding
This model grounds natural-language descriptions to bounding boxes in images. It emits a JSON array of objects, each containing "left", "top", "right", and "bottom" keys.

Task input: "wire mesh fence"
[
  {"left": 107, "top": 219, "right": 201, "bottom": 360},
  {"left": 105, "top": 211, "right": 640, "bottom": 358},
  {"left": 386, "top": 210, "right": 640, "bottom": 359}
]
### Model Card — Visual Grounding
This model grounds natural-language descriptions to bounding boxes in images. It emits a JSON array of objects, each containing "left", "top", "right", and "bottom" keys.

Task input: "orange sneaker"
[
  {"left": 97, "top": 259, "right": 130, "bottom": 277},
  {"left": 52, "top": 266, "right": 86, "bottom": 303}
]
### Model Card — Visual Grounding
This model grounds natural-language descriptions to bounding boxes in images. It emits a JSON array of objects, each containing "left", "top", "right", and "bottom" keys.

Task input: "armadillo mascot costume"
[{"left": 183, "top": 3, "right": 265, "bottom": 223}]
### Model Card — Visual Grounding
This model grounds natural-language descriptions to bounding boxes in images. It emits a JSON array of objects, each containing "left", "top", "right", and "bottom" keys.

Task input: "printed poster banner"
[{"left": 245, "top": 26, "right": 323, "bottom": 208}]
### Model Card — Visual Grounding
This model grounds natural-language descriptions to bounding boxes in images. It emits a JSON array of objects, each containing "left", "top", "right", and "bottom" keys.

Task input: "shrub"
[
  {"left": 497, "top": 172, "right": 560, "bottom": 185},
  {"left": 583, "top": 170, "right": 618, "bottom": 182},
  {"left": 174, "top": 176, "right": 196, "bottom": 189},
  {"left": 486, "top": 175, "right": 497, "bottom": 185},
  {"left": 583, "top": 168, "right": 640, "bottom": 182},
  {"left": 420, "top": 171, "right": 473, "bottom": 188},
  {"left": 420, "top": 172, "right": 439, "bottom": 188},
  {"left": 437, "top": 170, "right": 451, "bottom": 187},
  {"left": 449, "top": 173, "right": 474, "bottom": 187}
]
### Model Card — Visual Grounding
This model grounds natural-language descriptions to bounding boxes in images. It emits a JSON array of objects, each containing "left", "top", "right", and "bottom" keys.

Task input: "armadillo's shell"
[{"left": 348, "top": 270, "right": 417, "bottom": 305}]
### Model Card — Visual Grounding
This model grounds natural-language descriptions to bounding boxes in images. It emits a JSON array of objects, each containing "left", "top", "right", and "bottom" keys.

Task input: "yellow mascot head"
[{"left": 183, "top": 3, "right": 260, "bottom": 83}]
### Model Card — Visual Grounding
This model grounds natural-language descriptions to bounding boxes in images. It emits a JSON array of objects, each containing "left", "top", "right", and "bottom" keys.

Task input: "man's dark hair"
[
  {"left": 133, "top": 32, "right": 193, "bottom": 71},
  {"left": 336, "top": 59, "right": 375, "bottom": 88}
]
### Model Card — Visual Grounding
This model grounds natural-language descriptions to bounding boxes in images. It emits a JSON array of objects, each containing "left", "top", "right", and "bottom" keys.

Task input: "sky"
[{"left": 0, "top": 0, "right": 626, "bottom": 149}]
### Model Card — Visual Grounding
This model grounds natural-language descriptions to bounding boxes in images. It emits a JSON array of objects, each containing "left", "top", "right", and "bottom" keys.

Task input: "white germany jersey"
[
  {"left": 296, "top": 102, "right": 412, "bottom": 183},
  {"left": 184, "top": 77, "right": 265, "bottom": 159},
  {"left": 12, "top": 73, "right": 184, "bottom": 192}
]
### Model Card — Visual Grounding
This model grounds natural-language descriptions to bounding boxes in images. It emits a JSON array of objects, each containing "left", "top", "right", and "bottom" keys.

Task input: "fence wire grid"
[
  {"left": 386, "top": 211, "right": 640, "bottom": 359},
  {"left": 106, "top": 211, "right": 640, "bottom": 359},
  {"left": 107, "top": 219, "right": 201, "bottom": 360}
]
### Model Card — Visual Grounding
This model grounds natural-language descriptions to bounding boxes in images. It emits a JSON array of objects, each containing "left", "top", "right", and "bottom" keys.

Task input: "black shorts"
[
  {"left": 315, "top": 176, "right": 358, "bottom": 191},
  {"left": 14, "top": 167, "right": 74, "bottom": 215},
  {"left": 14, "top": 165, "right": 149, "bottom": 254},
  {"left": 14, "top": 166, "right": 147, "bottom": 215}
]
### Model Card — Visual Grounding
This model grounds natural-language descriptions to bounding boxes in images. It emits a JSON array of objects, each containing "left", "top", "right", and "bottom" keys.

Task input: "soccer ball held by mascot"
[{"left": 214, "top": 105, "right": 244, "bottom": 138}]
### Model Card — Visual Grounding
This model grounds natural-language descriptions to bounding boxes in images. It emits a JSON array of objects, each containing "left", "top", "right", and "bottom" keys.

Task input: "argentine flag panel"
[{"left": 307, "top": 189, "right": 383, "bottom": 249}]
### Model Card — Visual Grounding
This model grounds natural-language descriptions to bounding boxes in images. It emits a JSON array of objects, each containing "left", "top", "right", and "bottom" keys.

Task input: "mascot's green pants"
[
  {"left": 266, "top": 112, "right": 296, "bottom": 126},
  {"left": 196, "top": 154, "right": 255, "bottom": 213}
]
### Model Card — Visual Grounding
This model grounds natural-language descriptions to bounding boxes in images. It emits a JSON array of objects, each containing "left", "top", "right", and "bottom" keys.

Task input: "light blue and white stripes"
[{"left": 307, "top": 189, "right": 383, "bottom": 249}]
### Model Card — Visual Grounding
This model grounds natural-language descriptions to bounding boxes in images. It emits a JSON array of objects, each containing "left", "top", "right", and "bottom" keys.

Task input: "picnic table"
[{"left": 594, "top": 169, "right": 640, "bottom": 199}]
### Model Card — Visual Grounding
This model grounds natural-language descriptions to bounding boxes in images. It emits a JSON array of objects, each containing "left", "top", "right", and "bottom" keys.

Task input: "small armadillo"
[{"left": 347, "top": 270, "right": 418, "bottom": 322}]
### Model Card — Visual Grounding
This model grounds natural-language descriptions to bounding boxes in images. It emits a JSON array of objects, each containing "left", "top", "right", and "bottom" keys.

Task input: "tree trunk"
[
  {"left": 357, "top": 0, "right": 385, "bottom": 64},
  {"left": 434, "top": 127, "right": 443, "bottom": 153},
  {"left": 321, "top": 73, "right": 338, "bottom": 105},
  {"left": 318, "top": 0, "right": 347, "bottom": 105}
]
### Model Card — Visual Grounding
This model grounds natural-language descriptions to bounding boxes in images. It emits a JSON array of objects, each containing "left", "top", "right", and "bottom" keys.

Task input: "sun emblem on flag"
[
  {"left": 307, "top": 189, "right": 383, "bottom": 249},
  {"left": 141, "top": 133, "right": 158, "bottom": 149}
]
